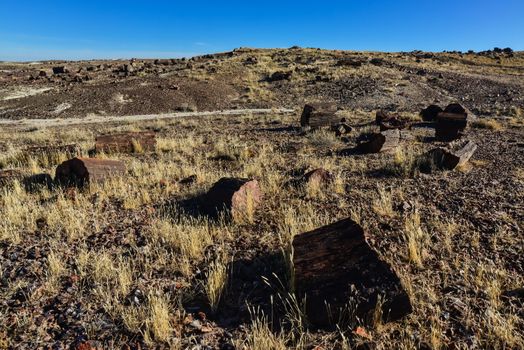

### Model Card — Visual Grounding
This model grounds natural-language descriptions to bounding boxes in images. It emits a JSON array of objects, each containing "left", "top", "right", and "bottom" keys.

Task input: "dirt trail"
[{"left": 0, "top": 108, "right": 295, "bottom": 128}]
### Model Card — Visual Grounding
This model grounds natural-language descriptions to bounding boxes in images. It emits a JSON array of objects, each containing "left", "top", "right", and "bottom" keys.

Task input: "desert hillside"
[{"left": 1, "top": 47, "right": 523, "bottom": 120}]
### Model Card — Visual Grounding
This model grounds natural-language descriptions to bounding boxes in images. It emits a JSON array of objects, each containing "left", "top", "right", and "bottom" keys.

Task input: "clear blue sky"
[{"left": 1, "top": 0, "right": 523, "bottom": 61}]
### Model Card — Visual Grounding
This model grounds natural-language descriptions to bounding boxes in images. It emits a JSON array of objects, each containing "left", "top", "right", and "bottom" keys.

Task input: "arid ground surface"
[{"left": 0, "top": 48, "right": 523, "bottom": 349}]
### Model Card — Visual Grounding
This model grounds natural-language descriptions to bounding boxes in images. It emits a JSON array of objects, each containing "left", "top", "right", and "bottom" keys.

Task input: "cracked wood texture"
[
  {"left": 357, "top": 129, "right": 401, "bottom": 153},
  {"left": 300, "top": 102, "right": 340, "bottom": 128},
  {"left": 55, "top": 157, "right": 126, "bottom": 186},
  {"left": 293, "top": 218, "right": 412, "bottom": 327},
  {"left": 431, "top": 140, "right": 478, "bottom": 170}
]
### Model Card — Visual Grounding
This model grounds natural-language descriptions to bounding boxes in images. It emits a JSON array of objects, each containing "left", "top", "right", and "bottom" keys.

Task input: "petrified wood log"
[
  {"left": 376, "top": 111, "right": 410, "bottom": 131},
  {"left": 420, "top": 105, "right": 443, "bottom": 122},
  {"left": 444, "top": 103, "right": 467, "bottom": 115},
  {"left": 336, "top": 58, "right": 364, "bottom": 67},
  {"left": 293, "top": 218, "right": 412, "bottom": 327},
  {"left": 300, "top": 103, "right": 340, "bottom": 128},
  {"left": 429, "top": 140, "right": 477, "bottom": 170},
  {"left": 357, "top": 129, "right": 401, "bottom": 153},
  {"left": 55, "top": 157, "right": 126, "bottom": 186},
  {"left": 202, "top": 178, "right": 262, "bottom": 220},
  {"left": 286, "top": 168, "right": 333, "bottom": 188},
  {"left": 331, "top": 122, "right": 353, "bottom": 136},
  {"left": 95, "top": 132, "right": 156, "bottom": 153},
  {"left": 435, "top": 104, "right": 468, "bottom": 141},
  {"left": 52, "top": 66, "right": 67, "bottom": 74},
  {"left": 302, "top": 168, "right": 332, "bottom": 187}
]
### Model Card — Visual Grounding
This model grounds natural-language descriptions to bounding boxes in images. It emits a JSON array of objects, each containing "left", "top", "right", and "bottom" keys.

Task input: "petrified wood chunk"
[
  {"left": 331, "top": 122, "right": 353, "bottom": 136},
  {"left": 302, "top": 168, "right": 332, "bottom": 187},
  {"left": 375, "top": 111, "right": 410, "bottom": 130},
  {"left": 336, "top": 58, "right": 364, "bottom": 67},
  {"left": 52, "top": 66, "right": 67, "bottom": 74},
  {"left": 55, "top": 157, "right": 126, "bottom": 186},
  {"left": 420, "top": 105, "right": 443, "bottom": 122},
  {"left": 95, "top": 132, "right": 156, "bottom": 153},
  {"left": 286, "top": 168, "right": 333, "bottom": 188},
  {"left": 300, "top": 102, "right": 340, "bottom": 128},
  {"left": 202, "top": 178, "right": 262, "bottom": 220},
  {"left": 435, "top": 104, "right": 468, "bottom": 141},
  {"left": 357, "top": 129, "right": 401, "bottom": 153},
  {"left": 429, "top": 140, "right": 477, "bottom": 170},
  {"left": 293, "top": 218, "right": 412, "bottom": 327}
]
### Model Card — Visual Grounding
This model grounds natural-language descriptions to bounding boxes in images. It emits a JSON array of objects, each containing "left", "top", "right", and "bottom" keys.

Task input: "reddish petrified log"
[
  {"left": 55, "top": 157, "right": 126, "bottom": 186},
  {"left": 300, "top": 103, "right": 340, "bottom": 128},
  {"left": 302, "top": 168, "right": 332, "bottom": 187},
  {"left": 357, "top": 129, "right": 401, "bottom": 153},
  {"left": 202, "top": 178, "right": 263, "bottom": 220},
  {"left": 293, "top": 218, "right": 412, "bottom": 327},
  {"left": 95, "top": 132, "right": 156, "bottom": 153}
]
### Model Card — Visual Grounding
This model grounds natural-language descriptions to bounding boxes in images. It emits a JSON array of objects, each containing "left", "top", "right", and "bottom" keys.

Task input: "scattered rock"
[
  {"left": 331, "top": 122, "right": 353, "bottom": 136},
  {"left": 336, "top": 58, "right": 363, "bottom": 67},
  {"left": 52, "top": 66, "right": 67, "bottom": 74},
  {"left": 369, "top": 58, "right": 384, "bottom": 66},
  {"left": 375, "top": 110, "right": 410, "bottom": 130},
  {"left": 267, "top": 71, "right": 293, "bottom": 82}
]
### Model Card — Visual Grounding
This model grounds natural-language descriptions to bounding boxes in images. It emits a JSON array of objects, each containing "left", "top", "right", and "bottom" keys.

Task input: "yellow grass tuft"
[{"left": 471, "top": 118, "right": 503, "bottom": 130}]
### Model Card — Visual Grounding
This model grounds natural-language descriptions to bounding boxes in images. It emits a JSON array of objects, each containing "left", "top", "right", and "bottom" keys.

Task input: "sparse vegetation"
[
  {"left": 471, "top": 118, "right": 503, "bottom": 130},
  {"left": 0, "top": 48, "right": 523, "bottom": 349}
]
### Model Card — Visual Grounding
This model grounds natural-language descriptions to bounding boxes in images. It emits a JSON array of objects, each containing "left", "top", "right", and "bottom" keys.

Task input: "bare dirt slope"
[{"left": 1, "top": 48, "right": 523, "bottom": 120}]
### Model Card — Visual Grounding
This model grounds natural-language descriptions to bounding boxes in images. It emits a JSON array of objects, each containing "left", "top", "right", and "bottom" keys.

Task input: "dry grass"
[
  {"left": 403, "top": 210, "right": 428, "bottom": 268},
  {"left": 144, "top": 294, "right": 173, "bottom": 344},
  {"left": 384, "top": 146, "right": 420, "bottom": 177},
  {"left": 0, "top": 106, "right": 522, "bottom": 349},
  {"left": 372, "top": 185, "right": 395, "bottom": 218},
  {"left": 471, "top": 118, "right": 503, "bottom": 130},
  {"left": 236, "top": 308, "right": 288, "bottom": 350},
  {"left": 205, "top": 255, "right": 229, "bottom": 313}
]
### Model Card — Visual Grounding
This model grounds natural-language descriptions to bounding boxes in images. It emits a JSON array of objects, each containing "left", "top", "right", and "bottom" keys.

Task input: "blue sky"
[{"left": 1, "top": 0, "right": 523, "bottom": 61}]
